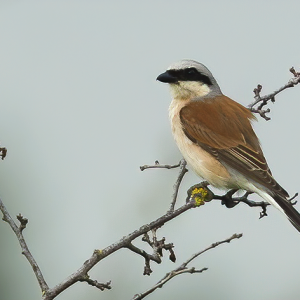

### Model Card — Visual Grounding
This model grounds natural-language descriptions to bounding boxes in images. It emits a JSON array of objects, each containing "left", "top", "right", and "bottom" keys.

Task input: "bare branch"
[
  {"left": 43, "top": 199, "right": 198, "bottom": 299},
  {"left": 179, "top": 233, "right": 243, "bottom": 268},
  {"left": 79, "top": 275, "right": 111, "bottom": 291},
  {"left": 140, "top": 159, "right": 188, "bottom": 213},
  {"left": 126, "top": 241, "right": 162, "bottom": 276},
  {"left": 127, "top": 241, "right": 161, "bottom": 264},
  {"left": 0, "top": 147, "right": 7, "bottom": 160},
  {"left": 127, "top": 226, "right": 179, "bottom": 276},
  {"left": 249, "top": 67, "right": 300, "bottom": 120},
  {"left": 140, "top": 160, "right": 181, "bottom": 171},
  {"left": 0, "top": 198, "right": 49, "bottom": 293},
  {"left": 132, "top": 233, "right": 242, "bottom": 300},
  {"left": 120, "top": 159, "right": 187, "bottom": 276},
  {"left": 133, "top": 268, "right": 208, "bottom": 300},
  {"left": 0, "top": 157, "right": 195, "bottom": 300},
  {"left": 168, "top": 159, "right": 188, "bottom": 212}
]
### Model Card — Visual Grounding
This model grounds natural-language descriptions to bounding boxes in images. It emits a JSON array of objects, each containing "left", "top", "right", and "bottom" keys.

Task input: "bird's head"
[{"left": 157, "top": 60, "right": 222, "bottom": 100}]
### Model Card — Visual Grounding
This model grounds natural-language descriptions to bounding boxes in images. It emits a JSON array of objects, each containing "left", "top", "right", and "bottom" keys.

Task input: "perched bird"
[{"left": 157, "top": 59, "right": 300, "bottom": 232}]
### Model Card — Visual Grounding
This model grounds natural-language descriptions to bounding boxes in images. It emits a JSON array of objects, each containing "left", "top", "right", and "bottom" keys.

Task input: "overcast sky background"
[{"left": 0, "top": 1, "right": 300, "bottom": 300}]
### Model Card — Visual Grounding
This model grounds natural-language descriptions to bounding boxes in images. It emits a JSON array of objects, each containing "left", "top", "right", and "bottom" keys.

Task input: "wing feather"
[{"left": 180, "top": 96, "right": 288, "bottom": 197}]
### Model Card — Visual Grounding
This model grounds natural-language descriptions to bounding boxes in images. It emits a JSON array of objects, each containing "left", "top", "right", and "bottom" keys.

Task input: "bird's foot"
[
  {"left": 288, "top": 192, "right": 298, "bottom": 205},
  {"left": 218, "top": 189, "right": 240, "bottom": 208}
]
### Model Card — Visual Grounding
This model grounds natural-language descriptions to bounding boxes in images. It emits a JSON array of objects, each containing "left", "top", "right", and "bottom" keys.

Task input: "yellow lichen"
[
  {"left": 95, "top": 249, "right": 103, "bottom": 256},
  {"left": 191, "top": 187, "right": 209, "bottom": 206}
]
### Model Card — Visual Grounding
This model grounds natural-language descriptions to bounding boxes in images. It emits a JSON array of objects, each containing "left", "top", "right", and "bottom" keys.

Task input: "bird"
[{"left": 156, "top": 59, "right": 300, "bottom": 232}]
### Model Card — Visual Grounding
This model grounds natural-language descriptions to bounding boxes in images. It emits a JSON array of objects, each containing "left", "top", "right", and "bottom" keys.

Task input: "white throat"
[{"left": 169, "top": 81, "right": 211, "bottom": 100}]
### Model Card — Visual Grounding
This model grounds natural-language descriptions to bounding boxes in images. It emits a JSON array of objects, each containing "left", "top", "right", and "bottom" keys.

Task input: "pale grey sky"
[{"left": 1, "top": 1, "right": 300, "bottom": 300}]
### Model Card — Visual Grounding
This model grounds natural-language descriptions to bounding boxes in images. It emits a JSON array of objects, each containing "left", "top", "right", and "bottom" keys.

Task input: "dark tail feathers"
[{"left": 273, "top": 194, "right": 300, "bottom": 233}]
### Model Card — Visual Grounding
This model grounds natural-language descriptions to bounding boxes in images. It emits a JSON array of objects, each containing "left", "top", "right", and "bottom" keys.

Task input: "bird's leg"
[{"left": 222, "top": 189, "right": 240, "bottom": 208}]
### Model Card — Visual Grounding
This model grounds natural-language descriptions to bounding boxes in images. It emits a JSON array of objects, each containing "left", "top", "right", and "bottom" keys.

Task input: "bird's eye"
[
  {"left": 185, "top": 68, "right": 198, "bottom": 79},
  {"left": 187, "top": 68, "right": 197, "bottom": 74}
]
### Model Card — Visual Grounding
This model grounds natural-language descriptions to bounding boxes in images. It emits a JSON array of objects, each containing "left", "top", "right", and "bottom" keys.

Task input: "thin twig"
[
  {"left": 0, "top": 198, "right": 49, "bottom": 293},
  {"left": 179, "top": 233, "right": 243, "bottom": 267},
  {"left": 140, "top": 159, "right": 188, "bottom": 213},
  {"left": 126, "top": 242, "right": 162, "bottom": 269},
  {"left": 132, "top": 233, "right": 242, "bottom": 300},
  {"left": 126, "top": 241, "right": 161, "bottom": 264},
  {"left": 168, "top": 159, "right": 188, "bottom": 212},
  {"left": 79, "top": 275, "right": 111, "bottom": 291},
  {"left": 133, "top": 267, "right": 208, "bottom": 300},
  {"left": 140, "top": 160, "right": 181, "bottom": 171},
  {"left": 248, "top": 67, "right": 300, "bottom": 120}
]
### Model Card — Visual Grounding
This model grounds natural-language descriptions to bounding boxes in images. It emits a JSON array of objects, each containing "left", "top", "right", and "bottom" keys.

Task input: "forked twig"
[
  {"left": 133, "top": 233, "right": 242, "bottom": 300},
  {"left": 249, "top": 67, "right": 300, "bottom": 120}
]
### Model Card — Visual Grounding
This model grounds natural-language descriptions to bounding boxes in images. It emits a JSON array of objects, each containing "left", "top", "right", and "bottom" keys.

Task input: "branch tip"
[
  {"left": 0, "top": 147, "right": 7, "bottom": 160},
  {"left": 249, "top": 67, "right": 300, "bottom": 120},
  {"left": 79, "top": 275, "right": 112, "bottom": 291},
  {"left": 17, "top": 213, "right": 28, "bottom": 231},
  {"left": 140, "top": 160, "right": 181, "bottom": 171}
]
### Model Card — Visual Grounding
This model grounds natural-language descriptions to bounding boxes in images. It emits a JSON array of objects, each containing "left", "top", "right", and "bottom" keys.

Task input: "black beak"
[{"left": 156, "top": 71, "right": 178, "bottom": 83}]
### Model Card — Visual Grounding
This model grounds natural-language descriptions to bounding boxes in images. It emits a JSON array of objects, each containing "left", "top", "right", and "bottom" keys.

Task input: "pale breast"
[{"left": 169, "top": 98, "right": 232, "bottom": 188}]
